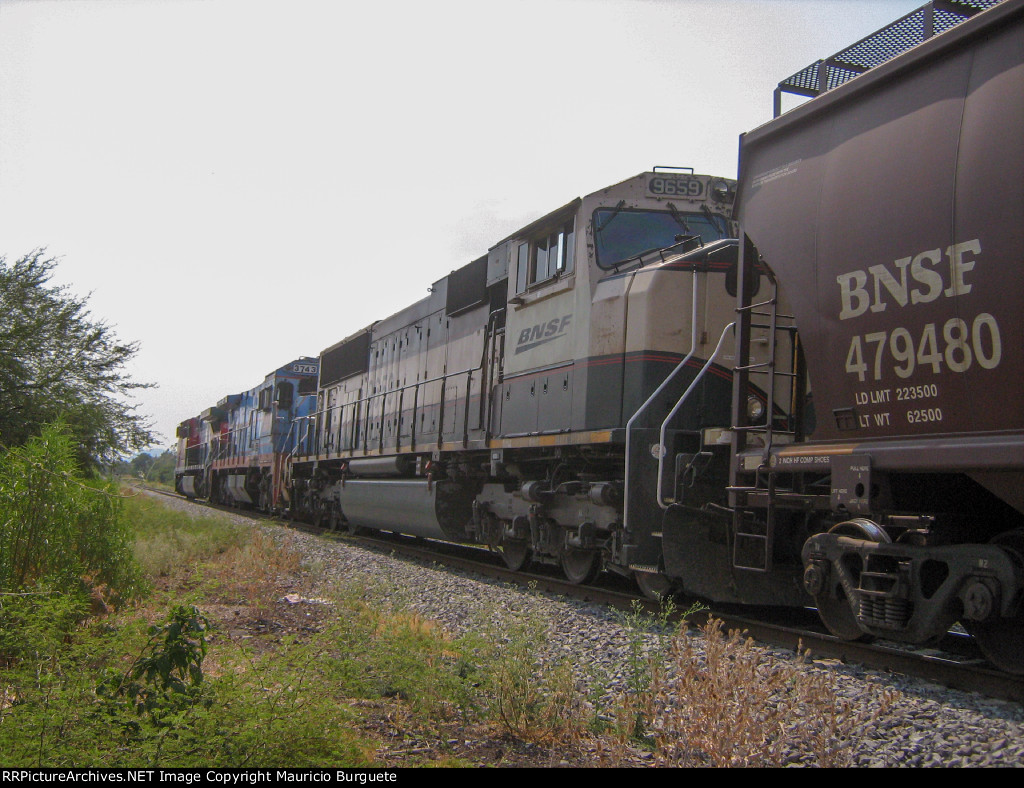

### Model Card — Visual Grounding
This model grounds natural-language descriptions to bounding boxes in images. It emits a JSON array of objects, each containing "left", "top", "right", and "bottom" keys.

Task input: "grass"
[
  {"left": 130, "top": 493, "right": 248, "bottom": 578},
  {"left": 0, "top": 492, "right": 897, "bottom": 767}
]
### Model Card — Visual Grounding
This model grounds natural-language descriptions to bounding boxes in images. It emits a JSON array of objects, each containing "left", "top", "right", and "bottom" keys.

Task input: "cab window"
[
  {"left": 275, "top": 381, "right": 294, "bottom": 410},
  {"left": 593, "top": 207, "right": 727, "bottom": 269},
  {"left": 515, "top": 217, "right": 575, "bottom": 293}
]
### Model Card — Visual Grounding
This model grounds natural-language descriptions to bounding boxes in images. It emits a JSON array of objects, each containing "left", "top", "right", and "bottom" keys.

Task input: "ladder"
[{"left": 728, "top": 240, "right": 801, "bottom": 573}]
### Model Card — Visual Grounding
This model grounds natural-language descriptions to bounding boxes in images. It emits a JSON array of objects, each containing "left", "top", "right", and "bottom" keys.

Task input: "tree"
[
  {"left": 147, "top": 449, "right": 178, "bottom": 486},
  {"left": 0, "top": 249, "right": 155, "bottom": 463},
  {"left": 130, "top": 451, "right": 156, "bottom": 477}
]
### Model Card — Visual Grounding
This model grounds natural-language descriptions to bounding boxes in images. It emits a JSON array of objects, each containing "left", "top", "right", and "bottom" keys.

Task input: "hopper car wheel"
[
  {"left": 814, "top": 519, "right": 886, "bottom": 643},
  {"left": 815, "top": 585, "right": 871, "bottom": 642},
  {"left": 499, "top": 539, "right": 532, "bottom": 572},
  {"left": 561, "top": 548, "right": 600, "bottom": 585},
  {"left": 964, "top": 530, "right": 1024, "bottom": 675},
  {"left": 635, "top": 571, "right": 677, "bottom": 602},
  {"left": 347, "top": 519, "right": 367, "bottom": 537}
]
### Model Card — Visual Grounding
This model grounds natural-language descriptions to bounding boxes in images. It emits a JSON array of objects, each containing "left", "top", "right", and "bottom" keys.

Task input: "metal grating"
[{"left": 775, "top": 0, "right": 1006, "bottom": 114}]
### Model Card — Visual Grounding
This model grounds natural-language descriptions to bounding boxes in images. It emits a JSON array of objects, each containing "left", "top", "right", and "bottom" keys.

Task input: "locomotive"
[
  {"left": 178, "top": 0, "right": 1024, "bottom": 674},
  {"left": 176, "top": 357, "right": 319, "bottom": 510},
  {"left": 283, "top": 167, "right": 745, "bottom": 595}
]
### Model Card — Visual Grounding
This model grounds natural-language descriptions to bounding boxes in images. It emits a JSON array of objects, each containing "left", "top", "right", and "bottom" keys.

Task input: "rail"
[
  {"left": 655, "top": 321, "right": 736, "bottom": 510},
  {"left": 294, "top": 308, "right": 504, "bottom": 460},
  {"left": 623, "top": 272, "right": 702, "bottom": 532}
]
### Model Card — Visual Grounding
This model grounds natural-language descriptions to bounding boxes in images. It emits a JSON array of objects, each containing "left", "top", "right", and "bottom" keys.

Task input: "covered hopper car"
[{"left": 716, "top": 0, "right": 1024, "bottom": 672}]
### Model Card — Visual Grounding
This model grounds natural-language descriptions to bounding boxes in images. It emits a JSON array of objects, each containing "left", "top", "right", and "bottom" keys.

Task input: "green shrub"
[{"left": 0, "top": 422, "right": 142, "bottom": 602}]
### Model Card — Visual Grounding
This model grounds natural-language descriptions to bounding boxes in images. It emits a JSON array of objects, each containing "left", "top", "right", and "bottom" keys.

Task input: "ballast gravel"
[{"left": 151, "top": 493, "right": 1024, "bottom": 767}]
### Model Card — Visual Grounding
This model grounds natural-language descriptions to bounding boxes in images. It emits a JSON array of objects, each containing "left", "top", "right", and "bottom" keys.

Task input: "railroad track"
[{"left": 138, "top": 485, "right": 1024, "bottom": 703}]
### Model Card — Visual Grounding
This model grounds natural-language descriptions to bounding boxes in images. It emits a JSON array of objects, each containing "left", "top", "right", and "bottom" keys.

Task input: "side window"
[
  {"left": 517, "top": 242, "right": 530, "bottom": 294},
  {"left": 514, "top": 216, "right": 575, "bottom": 294},
  {"left": 275, "top": 381, "right": 294, "bottom": 410}
]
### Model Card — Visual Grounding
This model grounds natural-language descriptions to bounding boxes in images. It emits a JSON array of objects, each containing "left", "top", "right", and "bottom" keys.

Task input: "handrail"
[
  {"left": 655, "top": 322, "right": 736, "bottom": 510},
  {"left": 215, "top": 308, "right": 506, "bottom": 465},
  {"left": 623, "top": 273, "right": 702, "bottom": 533},
  {"left": 303, "top": 359, "right": 486, "bottom": 458}
]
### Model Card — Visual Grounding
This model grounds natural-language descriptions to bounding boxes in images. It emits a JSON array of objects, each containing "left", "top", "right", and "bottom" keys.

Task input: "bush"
[
  {"left": 0, "top": 422, "right": 142, "bottom": 603},
  {"left": 0, "top": 421, "right": 144, "bottom": 700}
]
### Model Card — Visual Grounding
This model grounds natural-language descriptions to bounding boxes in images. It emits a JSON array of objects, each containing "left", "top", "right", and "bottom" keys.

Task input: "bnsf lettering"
[
  {"left": 836, "top": 239, "right": 979, "bottom": 321},
  {"left": 515, "top": 314, "right": 572, "bottom": 354}
]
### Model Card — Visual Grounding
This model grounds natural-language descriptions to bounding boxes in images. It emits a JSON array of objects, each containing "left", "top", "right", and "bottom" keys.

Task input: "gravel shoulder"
[{"left": 147, "top": 491, "right": 1024, "bottom": 767}]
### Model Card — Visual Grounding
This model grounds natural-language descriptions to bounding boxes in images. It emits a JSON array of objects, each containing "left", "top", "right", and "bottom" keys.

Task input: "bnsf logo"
[{"left": 515, "top": 314, "right": 572, "bottom": 354}]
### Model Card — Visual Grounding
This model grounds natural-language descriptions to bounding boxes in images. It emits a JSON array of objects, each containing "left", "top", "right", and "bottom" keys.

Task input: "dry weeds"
[{"left": 604, "top": 618, "right": 898, "bottom": 767}]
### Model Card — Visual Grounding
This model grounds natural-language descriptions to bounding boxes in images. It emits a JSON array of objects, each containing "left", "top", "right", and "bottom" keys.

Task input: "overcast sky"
[{"left": 0, "top": 0, "right": 924, "bottom": 451}]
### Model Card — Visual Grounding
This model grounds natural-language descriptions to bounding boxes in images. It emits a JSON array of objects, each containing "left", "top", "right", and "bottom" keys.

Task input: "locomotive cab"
[{"left": 485, "top": 170, "right": 749, "bottom": 584}]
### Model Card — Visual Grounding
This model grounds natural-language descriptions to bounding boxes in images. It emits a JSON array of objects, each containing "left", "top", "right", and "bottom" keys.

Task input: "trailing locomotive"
[
  {"left": 174, "top": 0, "right": 1024, "bottom": 674},
  {"left": 175, "top": 357, "right": 319, "bottom": 511}
]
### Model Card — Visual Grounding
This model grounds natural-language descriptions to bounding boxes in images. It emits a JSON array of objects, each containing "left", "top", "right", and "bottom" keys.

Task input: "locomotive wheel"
[
  {"left": 964, "top": 530, "right": 1024, "bottom": 675},
  {"left": 561, "top": 548, "right": 600, "bottom": 585},
  {"left": 499, "top": 539, "right": 532, "bottom": 572},
  {"left": 635, "top": 571, "right": 677, "bottom": 602}
]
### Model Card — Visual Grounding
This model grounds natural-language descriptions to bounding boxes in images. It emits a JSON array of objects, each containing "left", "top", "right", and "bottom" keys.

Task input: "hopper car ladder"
[{"left": 727, "top": 242, "right": 801, "bottom": 573}]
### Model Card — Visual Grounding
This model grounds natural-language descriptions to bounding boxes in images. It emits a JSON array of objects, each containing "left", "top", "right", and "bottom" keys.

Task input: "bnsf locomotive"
[{"left": 178, "top": 0, "right": 1024, "bottom": 673}]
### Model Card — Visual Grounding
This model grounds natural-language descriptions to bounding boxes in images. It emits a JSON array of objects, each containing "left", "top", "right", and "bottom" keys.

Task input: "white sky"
[{"left": 0, "top": 0, "right": 923, "bottom": 451}]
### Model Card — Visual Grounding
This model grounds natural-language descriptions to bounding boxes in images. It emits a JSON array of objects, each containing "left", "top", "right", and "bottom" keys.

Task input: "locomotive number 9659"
[{"left": 649, "top": 176, "right": 703, "bottom": 198}]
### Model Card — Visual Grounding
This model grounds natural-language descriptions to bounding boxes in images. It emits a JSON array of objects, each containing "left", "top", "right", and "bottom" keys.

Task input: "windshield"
[{"left": 593, "top": 208, "right": 728, "bottom": 268}]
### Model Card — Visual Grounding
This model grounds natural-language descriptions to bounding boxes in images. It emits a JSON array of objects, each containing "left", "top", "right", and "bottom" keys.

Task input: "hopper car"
[{"left": 718, "top": 0, "right": 1024, "bottom": 673}]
